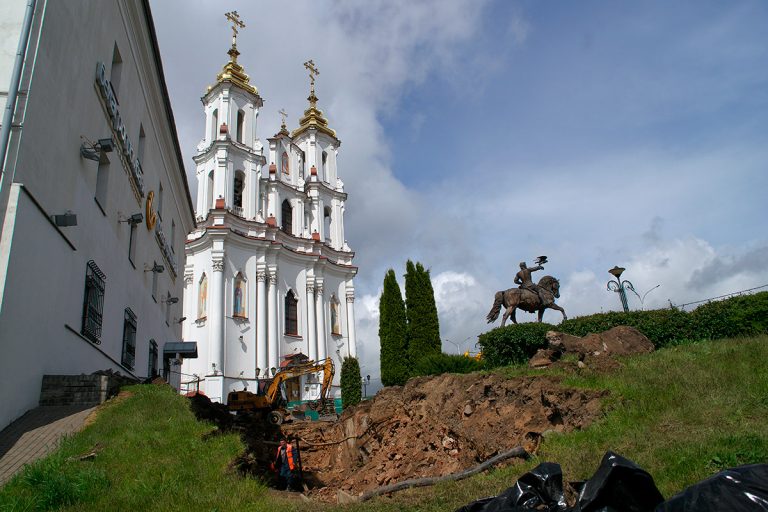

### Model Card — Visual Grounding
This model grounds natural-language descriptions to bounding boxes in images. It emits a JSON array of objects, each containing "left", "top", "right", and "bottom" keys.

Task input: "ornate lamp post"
[{"left": 607, "top": 266, "right": 637, "bottom": 313}]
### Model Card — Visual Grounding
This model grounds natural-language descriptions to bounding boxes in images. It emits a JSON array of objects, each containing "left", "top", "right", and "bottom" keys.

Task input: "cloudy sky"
[{"left": 151, "top": 1, "right": 768, "bottom": 387}]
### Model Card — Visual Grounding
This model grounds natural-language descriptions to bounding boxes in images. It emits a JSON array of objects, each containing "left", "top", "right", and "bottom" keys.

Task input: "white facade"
[
  {"left": 181, "top": 38, "right": 358, "bottom": 403},
  {"left": 0, "top": 0, "right": 195, "bottom": 430}
]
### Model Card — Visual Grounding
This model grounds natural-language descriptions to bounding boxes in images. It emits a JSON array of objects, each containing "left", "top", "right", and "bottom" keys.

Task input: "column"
[
  {"left": 209, "top": 257, "right": 225, "bottom": 374},
  {"left": 267, "top": 270, "right": 279, "bottom": 371},
  {"left": 182, "top": 270, "right": 194, "bottom": 341},
  {"left": 315, "top": 282, "right": 327, "bottom": 361},
  {"left": 306, "top": 280, "right": 317, "bottom": 361},
  {"left": 256, "top": 270, "right": 267, "bottom": 372},
  {"left": 347, "top": 292, "right": 357, "bottom": 358}
]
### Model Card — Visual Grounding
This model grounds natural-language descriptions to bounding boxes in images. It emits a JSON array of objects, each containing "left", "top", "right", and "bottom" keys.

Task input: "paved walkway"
[{"left": 0, "top": 405, "right": 96, "bottom": 486}]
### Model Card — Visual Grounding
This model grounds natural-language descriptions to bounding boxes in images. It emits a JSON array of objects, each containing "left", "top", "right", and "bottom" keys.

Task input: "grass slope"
[{"left": 2, "top": 336, "right": 766, "bottom": 511}]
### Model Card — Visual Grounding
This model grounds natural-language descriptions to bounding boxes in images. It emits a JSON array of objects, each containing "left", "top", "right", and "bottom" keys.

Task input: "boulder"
[{"left": 546, "top": 326, "right": 654, "bottom": 358}]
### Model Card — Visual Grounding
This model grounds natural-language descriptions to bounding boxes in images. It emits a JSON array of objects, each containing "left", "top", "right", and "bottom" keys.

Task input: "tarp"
[{"left": 455, "top": 451, "right": 768, "bottom": 512}]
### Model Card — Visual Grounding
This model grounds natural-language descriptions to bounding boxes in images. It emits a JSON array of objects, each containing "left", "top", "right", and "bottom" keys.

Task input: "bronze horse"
[{"left": 485, "top": 275, "right": 567, "bottom": 326}]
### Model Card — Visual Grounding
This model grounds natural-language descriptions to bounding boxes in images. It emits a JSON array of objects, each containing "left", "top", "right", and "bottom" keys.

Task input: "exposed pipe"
[{"left": 0, "top": 0, "right": 37, "bottom": 189}]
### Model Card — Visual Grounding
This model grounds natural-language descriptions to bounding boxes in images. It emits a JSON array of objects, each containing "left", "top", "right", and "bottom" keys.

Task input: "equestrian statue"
[{"left": 486, "top": 256, "right": 567, "bottom": 326}]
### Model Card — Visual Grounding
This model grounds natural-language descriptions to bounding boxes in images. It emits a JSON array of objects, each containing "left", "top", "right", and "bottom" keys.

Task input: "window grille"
[
  {"left": 122, "top": 308, "right": 137, "bottom": 370},
  {"left": 81, "top": 260, "right": 106, "bottom": 344},
  {"left": 282, "top": 200, "right": 292, "bottom": 235},
  {"left": 148, "top": 339, "right": 158, "bottom": 378}
]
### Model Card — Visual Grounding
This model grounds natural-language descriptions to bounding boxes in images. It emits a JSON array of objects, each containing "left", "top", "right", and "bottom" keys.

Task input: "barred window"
[
  {"left": 81, "top": 260, "right": 106, "bottom": 343},
  {"left": 285, "top": 290, "right": 298, "bottom": 335},
  {"left": 148, "top": 339, "right": 158, "bottom": 379},
  {"left": 121, "top": 308, "right": 137, "bottom": 370}
]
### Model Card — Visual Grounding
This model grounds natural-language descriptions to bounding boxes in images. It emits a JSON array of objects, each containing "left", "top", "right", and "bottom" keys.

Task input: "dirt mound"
[
  {"left": 281, "top": 372, "right": 605, "bottom": 500},
  {"left": 547, "top": 326, "right": 654, "bottom": 357}
]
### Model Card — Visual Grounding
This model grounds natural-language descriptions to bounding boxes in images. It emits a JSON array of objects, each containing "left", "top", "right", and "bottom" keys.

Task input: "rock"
[
  {"left": 577, "top": 361, "right": 587, "bottom": 369},
  {"left": 337, "top": 489, "right": 359, "bottom": 504},
  {"left": 529, "top": 348, "right": 560, "bottom": 368},
  {"left": 442, "top": 436, "right": 456, "bottom": 449},
  {"left": 463, "top": 404, "right": 474, "bottom": 416}
]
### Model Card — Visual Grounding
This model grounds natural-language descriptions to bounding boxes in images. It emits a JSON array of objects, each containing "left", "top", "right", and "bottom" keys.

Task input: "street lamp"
[
  {"left": 606, "top": 266, "right": 638, "bottom": 313},
  {"left": 361, "top": 374, "right": 371, "bottom": 397},
  {"left": 445, "top": 336, "right": 472, "bottom": 355}
]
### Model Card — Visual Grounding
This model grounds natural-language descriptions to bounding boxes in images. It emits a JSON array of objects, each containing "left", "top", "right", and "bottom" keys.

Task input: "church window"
[
  {"left": 165, "top": 291, "right": 172, "bottom": 325},
  {"left": 285, "top": 290, "right": 298, "bottom": 335},
  {"left": 207, "top": 171, "right": 214, "bottom": 211},
  {"left": 121, "top": 308, "right": 137, "bottom": 371},
  {"left": 282, "top": 199, "right": 293, "bottom": 235},
  {"left": 110, "top": 43, "right": 122, "bottom": 101},
  {"left": 233, "top": 273, "right": 246, "bottom": 318},
  {"left": 300, "top": 150, "right": 306, "bottom": 177},
  {"left": 211, "top": 108, "right": 218, "bottom": 141},
  {"left": 148, "top": 340, "right": 158, "bottom": 379},
  {"left": 95, "top": 158, "right": 109, "bottom": 209},
  {"left": 170, "top": 220, "right": 176, "bottom": 254},
  {"left": 236, "top": 109, "right": 245, "bottom": 143},
  {"left": 81, "top": 260, "right": 105, "bottom": 344},
  {"left": 282, "top": 151, "right": 289, "bottom": 175},
  {"left": 323, "top": 206, "right": 332, "bottom": 243},
  {"left": 322, "top": 151, "right": 328, "bottom": 181},
  {"left": 198, "top": 273, "right": 208, "bottom": 320},
  {"left": 234, "top": 171, "right": 244, "bottom": 209},
  {"left": 330, "top": 295, "right": 341, "bottom": 335}
]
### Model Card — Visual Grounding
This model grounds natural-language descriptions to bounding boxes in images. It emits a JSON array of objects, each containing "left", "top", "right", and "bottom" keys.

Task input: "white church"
[{"left": 180, "top": 14, "right": 358, "bottom": 404}]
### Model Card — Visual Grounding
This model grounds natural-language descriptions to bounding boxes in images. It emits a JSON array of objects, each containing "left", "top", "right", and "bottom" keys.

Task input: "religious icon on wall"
[
  {"left": 282, "top": 151, "right": 289, "bottom": 175},
  {"left": 330, "top": 295, "right": 341, "bottom": 335},
  {"left": 198, "top": 273, "right": 208, "bottom": 319},
  {"left": 233, "top": 273, "right": 246, "bottom": 317}
]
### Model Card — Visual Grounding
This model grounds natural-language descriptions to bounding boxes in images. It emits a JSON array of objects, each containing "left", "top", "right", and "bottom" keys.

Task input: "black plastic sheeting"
[{"left": 455, "top": 451, "right": 768, "bottom": 512}]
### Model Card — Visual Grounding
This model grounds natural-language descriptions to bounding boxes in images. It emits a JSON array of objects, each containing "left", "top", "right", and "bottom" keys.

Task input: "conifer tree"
[
  {"left": 340, "top": 356, "right": 362, "bottom": 410},
  {"left": 379, "top": 269, "right": 409, "bottom": 386},
  {"left": 405, "top": 260, "right": 442, "bottom": 365}
]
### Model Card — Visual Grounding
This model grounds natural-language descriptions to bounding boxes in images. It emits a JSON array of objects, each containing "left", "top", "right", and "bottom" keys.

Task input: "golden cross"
[
  {"left": 225, "top": 11, "right": 245, "bottom": 45},
  {"left": 303, "top": 59, "right": 319, "bottom": 90},
  {"left": 278, "top": 109, "right": 287, "bottom": 126}
]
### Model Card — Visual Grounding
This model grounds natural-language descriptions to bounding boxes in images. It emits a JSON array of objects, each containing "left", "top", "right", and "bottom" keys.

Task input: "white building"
[
  {"left": 0, "top": 0, "right": 195, "bottom": 430},
  {"left": 181, "top": 24, "right": 358, "bottom": 404}
]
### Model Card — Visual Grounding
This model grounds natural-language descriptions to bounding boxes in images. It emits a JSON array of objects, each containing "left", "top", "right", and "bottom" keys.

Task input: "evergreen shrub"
[
  {"left": 411, "top": 352, "right": 485, "bottom": 377},
  {"left": 477, "top": 323, "right": 555, "bottom": 368},
  {"left": 340, "top": 356, "right": 362, "bottom": 410}
]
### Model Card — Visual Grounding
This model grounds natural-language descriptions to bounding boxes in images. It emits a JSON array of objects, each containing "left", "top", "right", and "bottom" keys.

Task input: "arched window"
[
  {"left": 233, "top": 272, "right": 246, "bottom": 318},
  {"left": 236, "top": 109, "right": 245, "bottom": 143},
  {"left": 233, "top": 170, "right": 245, "bottom": 209},
  {"left": 330, "top": 294, "right": 341, "bottom": 335},
  {"left": 285, "top": 290, "right": 298, "bottom": 335},
  {"left": 282, "top": 199, "right": 293, "bottom": 235},
  {"left": 323, "top": 206, "right": 332, "bottom": 243},
  {"left": 211, "top": 108, "right": 218, "bottom": 141},
  {"left": 281, "top": 151, "right": 289, "bottom": 175},
  {"left": 206, "top": 171, "right": 214, "bottom": 210},
  {"left": 322, "top": 150, "right": 328, "bottom": 181},
  {"left": 197, "top": 273, "right": 208, "bottom": 319}
]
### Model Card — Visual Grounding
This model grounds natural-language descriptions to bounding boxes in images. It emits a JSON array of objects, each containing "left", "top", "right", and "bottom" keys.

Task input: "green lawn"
[{"left": 2, "top": 335, "right": 766, "bottom": 512}]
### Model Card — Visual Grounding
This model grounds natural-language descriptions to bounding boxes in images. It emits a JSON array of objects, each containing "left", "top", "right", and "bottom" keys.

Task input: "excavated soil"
[
  {"left": 281, "top": 372, "right": 605, "bottom": 500},
  {"left": 188, "top": 372, "right": 606, "bottom": 501}
]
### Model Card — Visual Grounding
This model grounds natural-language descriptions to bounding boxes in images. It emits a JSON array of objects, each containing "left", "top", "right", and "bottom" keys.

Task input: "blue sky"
[{"left": 152, "top": 1, "right": 768, "bottom": 384}]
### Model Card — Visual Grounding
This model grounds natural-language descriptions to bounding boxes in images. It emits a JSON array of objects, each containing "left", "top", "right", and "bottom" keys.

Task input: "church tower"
[{"left": 181, "top": 13, "right": 357, "bottom": 404}]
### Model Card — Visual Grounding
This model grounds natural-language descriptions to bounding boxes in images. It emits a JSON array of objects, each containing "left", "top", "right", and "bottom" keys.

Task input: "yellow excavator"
[{"left": 226, "top": 358, "right": 335, "bottom": 425}]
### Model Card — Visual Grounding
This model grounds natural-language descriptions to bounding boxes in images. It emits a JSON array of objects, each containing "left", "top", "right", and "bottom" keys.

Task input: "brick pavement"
[{"left": 0, "top": 405, "right": 96, "bottom": 486}]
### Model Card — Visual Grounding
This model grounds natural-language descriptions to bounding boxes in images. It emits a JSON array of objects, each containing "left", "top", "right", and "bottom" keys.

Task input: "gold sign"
[{"left": 145, "top": 190, "right": 158, "bottom": 230}]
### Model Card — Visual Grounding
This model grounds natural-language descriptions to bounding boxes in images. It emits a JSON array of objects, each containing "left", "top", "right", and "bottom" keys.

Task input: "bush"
[
  {"left": 340, "top": 356, "right": 362, "bottom": 410},
  {"left": 689, "top": 291, "right": 768, "bottom": 340},
  {"left": 411, "top": 352, "right": 485, "bottom": 377},
  {"left": 477, "top": 323, "right": 555, "bottom": 368}
]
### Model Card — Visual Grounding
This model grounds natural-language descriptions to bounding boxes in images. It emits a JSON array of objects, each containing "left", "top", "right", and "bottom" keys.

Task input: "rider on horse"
[{"left": 514, "top": 262, "right": 552, "bottom": 306}]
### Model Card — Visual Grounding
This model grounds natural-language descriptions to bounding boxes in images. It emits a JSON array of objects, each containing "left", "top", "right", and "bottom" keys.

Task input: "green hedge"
[
  {"left": 478, "top": 292, "right": 768, "bottom": 368},
  {"left": 411, "top": 352, "right": 485, "bottom": 377},
  {"left": 477, "top": 323, "right": 555, "bottom": 368}
]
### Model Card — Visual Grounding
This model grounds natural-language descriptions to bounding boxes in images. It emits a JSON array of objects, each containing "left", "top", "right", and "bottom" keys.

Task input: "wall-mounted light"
[
  {"left": 80, "top": 136, "right": 114, "bottom": 162},
  {"left": 270, "top": 367, "right": 277, "bottom": 376},
  {"left": 119, "top": 213, "right": 144, "bottom": 225},
  {"left": 144, "top": 262, "right": 165, "bottom": 273},
  {"left": 51, "top": 211, "right": 77, "bottom": 227},
  {"left": 162, "top": 297, "right": 179, "bottom": 304},
  {"left": 176, "top": 316, "right": 187, "bottom": 324},
  {"left": 255, "top": 367, "right": 261, "bottom": 378}
]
